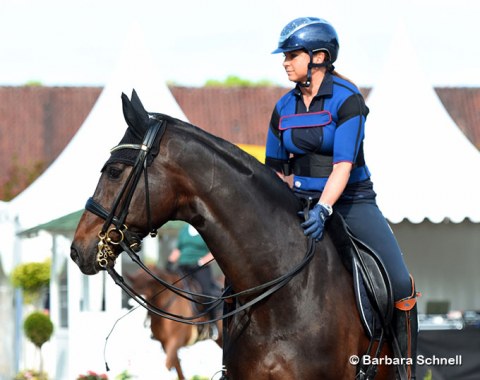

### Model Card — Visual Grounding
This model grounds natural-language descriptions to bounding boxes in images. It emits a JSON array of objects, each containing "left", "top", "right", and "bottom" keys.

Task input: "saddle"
[
  {"left": 326, "top": 212, "right": 415, "bottom": 379},
  {"left": 326, "top": 212, "right": 394, "bottom": 337}
]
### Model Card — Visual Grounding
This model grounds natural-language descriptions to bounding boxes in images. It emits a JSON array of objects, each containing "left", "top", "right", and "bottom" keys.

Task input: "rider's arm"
[
  {"left": 168, "top": 248, "right": 181, "bottom": 263},
  {"left": 319, "top": 162, "right": 352, "bottom": 207},
  {"left": 198, "top": 252, "right": 214, "bottom": 266}
]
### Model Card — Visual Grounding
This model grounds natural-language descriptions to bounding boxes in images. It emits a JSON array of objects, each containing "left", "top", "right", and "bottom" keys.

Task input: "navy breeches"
[
  {"left": 334, "top": 200, "right": 412, "bottom": 301},
  {"left": 178, "top": 264, "right": 220, "bottom": 297}
]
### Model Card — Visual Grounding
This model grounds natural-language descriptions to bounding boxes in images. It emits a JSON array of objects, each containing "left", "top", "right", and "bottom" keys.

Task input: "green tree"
[
  {"left": 25, "top": 80, "right": 43, "bottom": 86},
  {"left": 23, "top": 311, "right": 54, "bottom": 374},
  {"left": 204, "top": 75, "right": 276, "bottom": 87},
  {"left": 11, "top": 260, "right": 50, "bottom": 304}
]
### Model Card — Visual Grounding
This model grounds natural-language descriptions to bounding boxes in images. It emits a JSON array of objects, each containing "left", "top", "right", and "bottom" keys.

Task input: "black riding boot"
[{"left": 393, "top": 304, "right": 418, "bottom": 380}]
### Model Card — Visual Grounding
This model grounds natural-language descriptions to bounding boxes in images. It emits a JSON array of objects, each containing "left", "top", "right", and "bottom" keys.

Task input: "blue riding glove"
[{"left": 300, "top": 203, "right": 332, "bottom": 240}]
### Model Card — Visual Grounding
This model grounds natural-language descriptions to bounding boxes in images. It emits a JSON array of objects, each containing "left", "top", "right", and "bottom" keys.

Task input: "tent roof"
[
  {"left": 364, "top": 23, "right": 480, "bottom": 224},
  {"left": 18, "top": 209, "right": 184, "bottom": 237},
  {"left": 7, "top": 23, "right": 187, "bottom": 230},
  {"left": 18, "top": 209, "right": 84, "bottom": 237}
]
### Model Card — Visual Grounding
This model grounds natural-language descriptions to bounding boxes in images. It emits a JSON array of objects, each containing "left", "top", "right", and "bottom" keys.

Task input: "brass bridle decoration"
[
  {"left": 86, "top": 116, "right": 165, "bottom": 269},
  {"left": 96, "top": 226, "right": 127, "bottom": 268}
]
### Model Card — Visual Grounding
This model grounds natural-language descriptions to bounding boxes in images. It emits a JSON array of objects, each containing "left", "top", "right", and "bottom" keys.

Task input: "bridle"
[
  {"left": 85, "top": 116, "right": 166, "bottom": 269},
  {"left": 84, "top": 117, "right": 317, "bottom": 326}
]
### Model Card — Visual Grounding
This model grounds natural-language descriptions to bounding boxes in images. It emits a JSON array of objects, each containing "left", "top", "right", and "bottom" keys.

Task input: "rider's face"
[
  {"left": 283, "top": 50, "right": 326, "bottom": 83},
  {"left": 283, "top": 50, "right": 310, "bottom": 83}
]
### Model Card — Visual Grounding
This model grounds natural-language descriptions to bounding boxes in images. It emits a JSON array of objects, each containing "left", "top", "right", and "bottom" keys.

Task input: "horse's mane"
[{"left": 154, "top": 113, "right": 301, "bottom": 213}]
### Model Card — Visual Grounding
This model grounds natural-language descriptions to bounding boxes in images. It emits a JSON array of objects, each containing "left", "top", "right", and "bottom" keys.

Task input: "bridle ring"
[{"left": 106, "top": 226, "right": 126, "bottom": 245}]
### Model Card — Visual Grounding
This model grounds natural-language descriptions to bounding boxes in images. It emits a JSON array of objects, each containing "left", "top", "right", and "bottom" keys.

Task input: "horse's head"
[
  {"left": 72, "top": 89, "right": 302, "bottom": 283},
  {"left": 71, "top": 90, "right": 179, "bottom": 274}
]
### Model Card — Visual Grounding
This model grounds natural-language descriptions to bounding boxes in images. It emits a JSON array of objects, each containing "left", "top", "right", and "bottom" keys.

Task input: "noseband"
[{"left": 85, "top": 118, "right": 166, "bottom": 268}]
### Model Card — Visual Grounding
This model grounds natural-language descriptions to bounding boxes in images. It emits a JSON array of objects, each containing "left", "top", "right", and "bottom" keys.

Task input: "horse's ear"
[
  {"left": 121, "top": 90, "right": 149, "bottom": 132},
  {"left": 121, "top": 92, "right": 137, "bottom": 129},
  {"left": 130, "top": 89, "right": 150, "bottom": 126}
]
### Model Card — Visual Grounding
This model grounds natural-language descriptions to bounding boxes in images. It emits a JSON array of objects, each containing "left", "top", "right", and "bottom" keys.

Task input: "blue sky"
[{"left": 0, "top": 0, "right": 478, "bottom": 87}]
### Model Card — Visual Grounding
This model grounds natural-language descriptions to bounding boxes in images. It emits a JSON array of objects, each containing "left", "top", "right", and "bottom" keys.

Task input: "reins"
[
  {"left": 107, "top": 235, "right": 316, "bottom": 325},
  {"left": 86, "top": 117, "right": 317, "bottom": 326}
]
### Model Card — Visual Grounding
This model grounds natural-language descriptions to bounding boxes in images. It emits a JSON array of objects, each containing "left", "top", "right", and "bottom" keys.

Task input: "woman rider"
[{"left": 265, "top": 17, "right": 417, "bottom": 379}]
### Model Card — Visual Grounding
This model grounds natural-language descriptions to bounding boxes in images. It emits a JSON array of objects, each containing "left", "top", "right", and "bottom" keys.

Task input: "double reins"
[
  {"left": 85, "top": 119, "right": 317, "bottom": 325},
  {"left": 107, "top": 235, "right": 316, "bottom": 325}
]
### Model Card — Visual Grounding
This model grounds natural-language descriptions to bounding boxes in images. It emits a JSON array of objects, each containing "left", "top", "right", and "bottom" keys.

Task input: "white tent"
[
  {"left": 365, "top": 22, "right": 480, "bottom": 224},
  {"left": 0, "top": 23, "right": 223, "bottom": 380},
  {"left": 7, "top": 25, "right": 187, "bottom": 231},
  {"left": 364, "top": 22, "right": 480, "bottom": 312}
]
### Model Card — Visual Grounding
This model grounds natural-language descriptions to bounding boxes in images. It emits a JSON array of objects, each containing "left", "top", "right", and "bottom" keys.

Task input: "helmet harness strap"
[{"left": 298, "top": 50, "right": 335, "bottom": 88}]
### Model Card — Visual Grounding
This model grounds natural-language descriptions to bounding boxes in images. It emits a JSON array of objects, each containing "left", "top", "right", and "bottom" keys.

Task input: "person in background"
[
  {"left": 265, "top": 17, "right": 418, "bottom": 379},
  {"left": 167, "top": 223, "right": 221, "bottom": 336}
]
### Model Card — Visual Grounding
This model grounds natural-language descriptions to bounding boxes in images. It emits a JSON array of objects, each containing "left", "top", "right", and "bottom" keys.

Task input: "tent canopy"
[
  {"left": 364, "top": 22, "right": 480, "bottom": 224},
  {"left": 18, "top": 210, "right": 84, "bottom": 237},
  {"left": 18, "top": 209, "right": 184, "bottom": 237},
  {"left": 7, "top": 23, "right": 187, "bottom": 230}
]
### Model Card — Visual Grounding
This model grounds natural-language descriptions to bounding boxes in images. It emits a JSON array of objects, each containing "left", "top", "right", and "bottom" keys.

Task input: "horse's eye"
[{"left": 106, "top": 166, "right": 123, "bottom": 179}]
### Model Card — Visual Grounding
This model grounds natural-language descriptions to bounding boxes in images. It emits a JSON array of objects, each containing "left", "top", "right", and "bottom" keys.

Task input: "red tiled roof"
[
  {"left": 435, "top": 88, "right": 480, "bottom": 149},
  {"left": 0, "top": 87, "right": 101, "bottom": 199},
  {"left": 0, "top": 86, "right": 478, "bottom": 200}
]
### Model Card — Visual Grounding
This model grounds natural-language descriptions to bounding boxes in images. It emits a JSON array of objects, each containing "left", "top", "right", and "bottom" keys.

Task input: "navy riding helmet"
[{"left": 272, "top": 17, "right": 339, "bottom": 63}]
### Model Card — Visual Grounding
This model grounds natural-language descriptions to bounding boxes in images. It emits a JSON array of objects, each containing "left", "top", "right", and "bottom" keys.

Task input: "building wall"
[{"left": 392, "top": 220, "right": 480, "bottom": 313}]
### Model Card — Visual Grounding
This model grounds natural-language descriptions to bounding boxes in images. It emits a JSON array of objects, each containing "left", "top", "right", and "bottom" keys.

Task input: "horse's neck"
[{"left": 169, "top": 129, "right": 305, "bottom": 289}]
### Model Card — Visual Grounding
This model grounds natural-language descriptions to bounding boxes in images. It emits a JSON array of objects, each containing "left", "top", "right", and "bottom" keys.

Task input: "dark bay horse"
[
  {"left": 126, "top": 267, "right": 222, "bottom": 380},
  {"left": 70, "top": 90, "right": 394, "bottom": 379}
]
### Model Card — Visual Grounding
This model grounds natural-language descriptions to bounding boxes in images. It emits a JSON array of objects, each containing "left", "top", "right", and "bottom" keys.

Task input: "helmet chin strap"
[{"left": 298, "top": 51, "right": 334, "bottom": 88}]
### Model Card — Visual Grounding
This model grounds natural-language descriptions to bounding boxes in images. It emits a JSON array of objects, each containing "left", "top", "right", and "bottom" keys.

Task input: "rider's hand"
[{"left": 300, "top": 203, "right": 332, "bottom": 240}]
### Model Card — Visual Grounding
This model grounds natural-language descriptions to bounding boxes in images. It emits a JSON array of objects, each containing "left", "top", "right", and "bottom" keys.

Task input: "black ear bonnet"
[{"left": 104, "top": 90, "right": 162, "bottom": 168}]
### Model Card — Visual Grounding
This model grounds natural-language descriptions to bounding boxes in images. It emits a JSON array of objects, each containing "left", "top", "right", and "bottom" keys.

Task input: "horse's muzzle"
[{"left": 70, "top": 244, "right": 101, "bottom": 275}]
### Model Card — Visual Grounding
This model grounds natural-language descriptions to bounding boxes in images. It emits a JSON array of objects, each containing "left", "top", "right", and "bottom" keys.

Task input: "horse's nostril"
[{"left": 70, "top": 246, "right": 80, "bottom": 264}]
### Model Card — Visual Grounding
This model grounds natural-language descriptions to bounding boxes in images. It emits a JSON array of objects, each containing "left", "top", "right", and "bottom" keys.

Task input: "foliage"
[
  {"left": 204, "top": 75, "right": 276, "bottom": 87},
  {"left": 423, "top": 369, "right": 432, "bottom": 380},
  {"left": 25, "top": 80, "right": 43, "bottom": 86},
  {"left": 115, "top": 371, "right": 134, "bottom": 380},
  {"left": 23, "top": 311, "right": 54, "bottom": 349},
  {"left": 14, "top": 369, "right": 48, "bottom": 380},
  {"left": 76, "top": 371, "right": 108, "bottom": 379},
  {"left": 11, "top": 260, "right": 50, "bottom": 304},
  {"left": 0, "top": 155, "right": 45, "bottom": 201}
]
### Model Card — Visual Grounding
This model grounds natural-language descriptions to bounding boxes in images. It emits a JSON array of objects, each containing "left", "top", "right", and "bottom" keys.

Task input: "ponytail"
[{"left": 331, "top": 70, "right": 358, "bottom": 88}]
